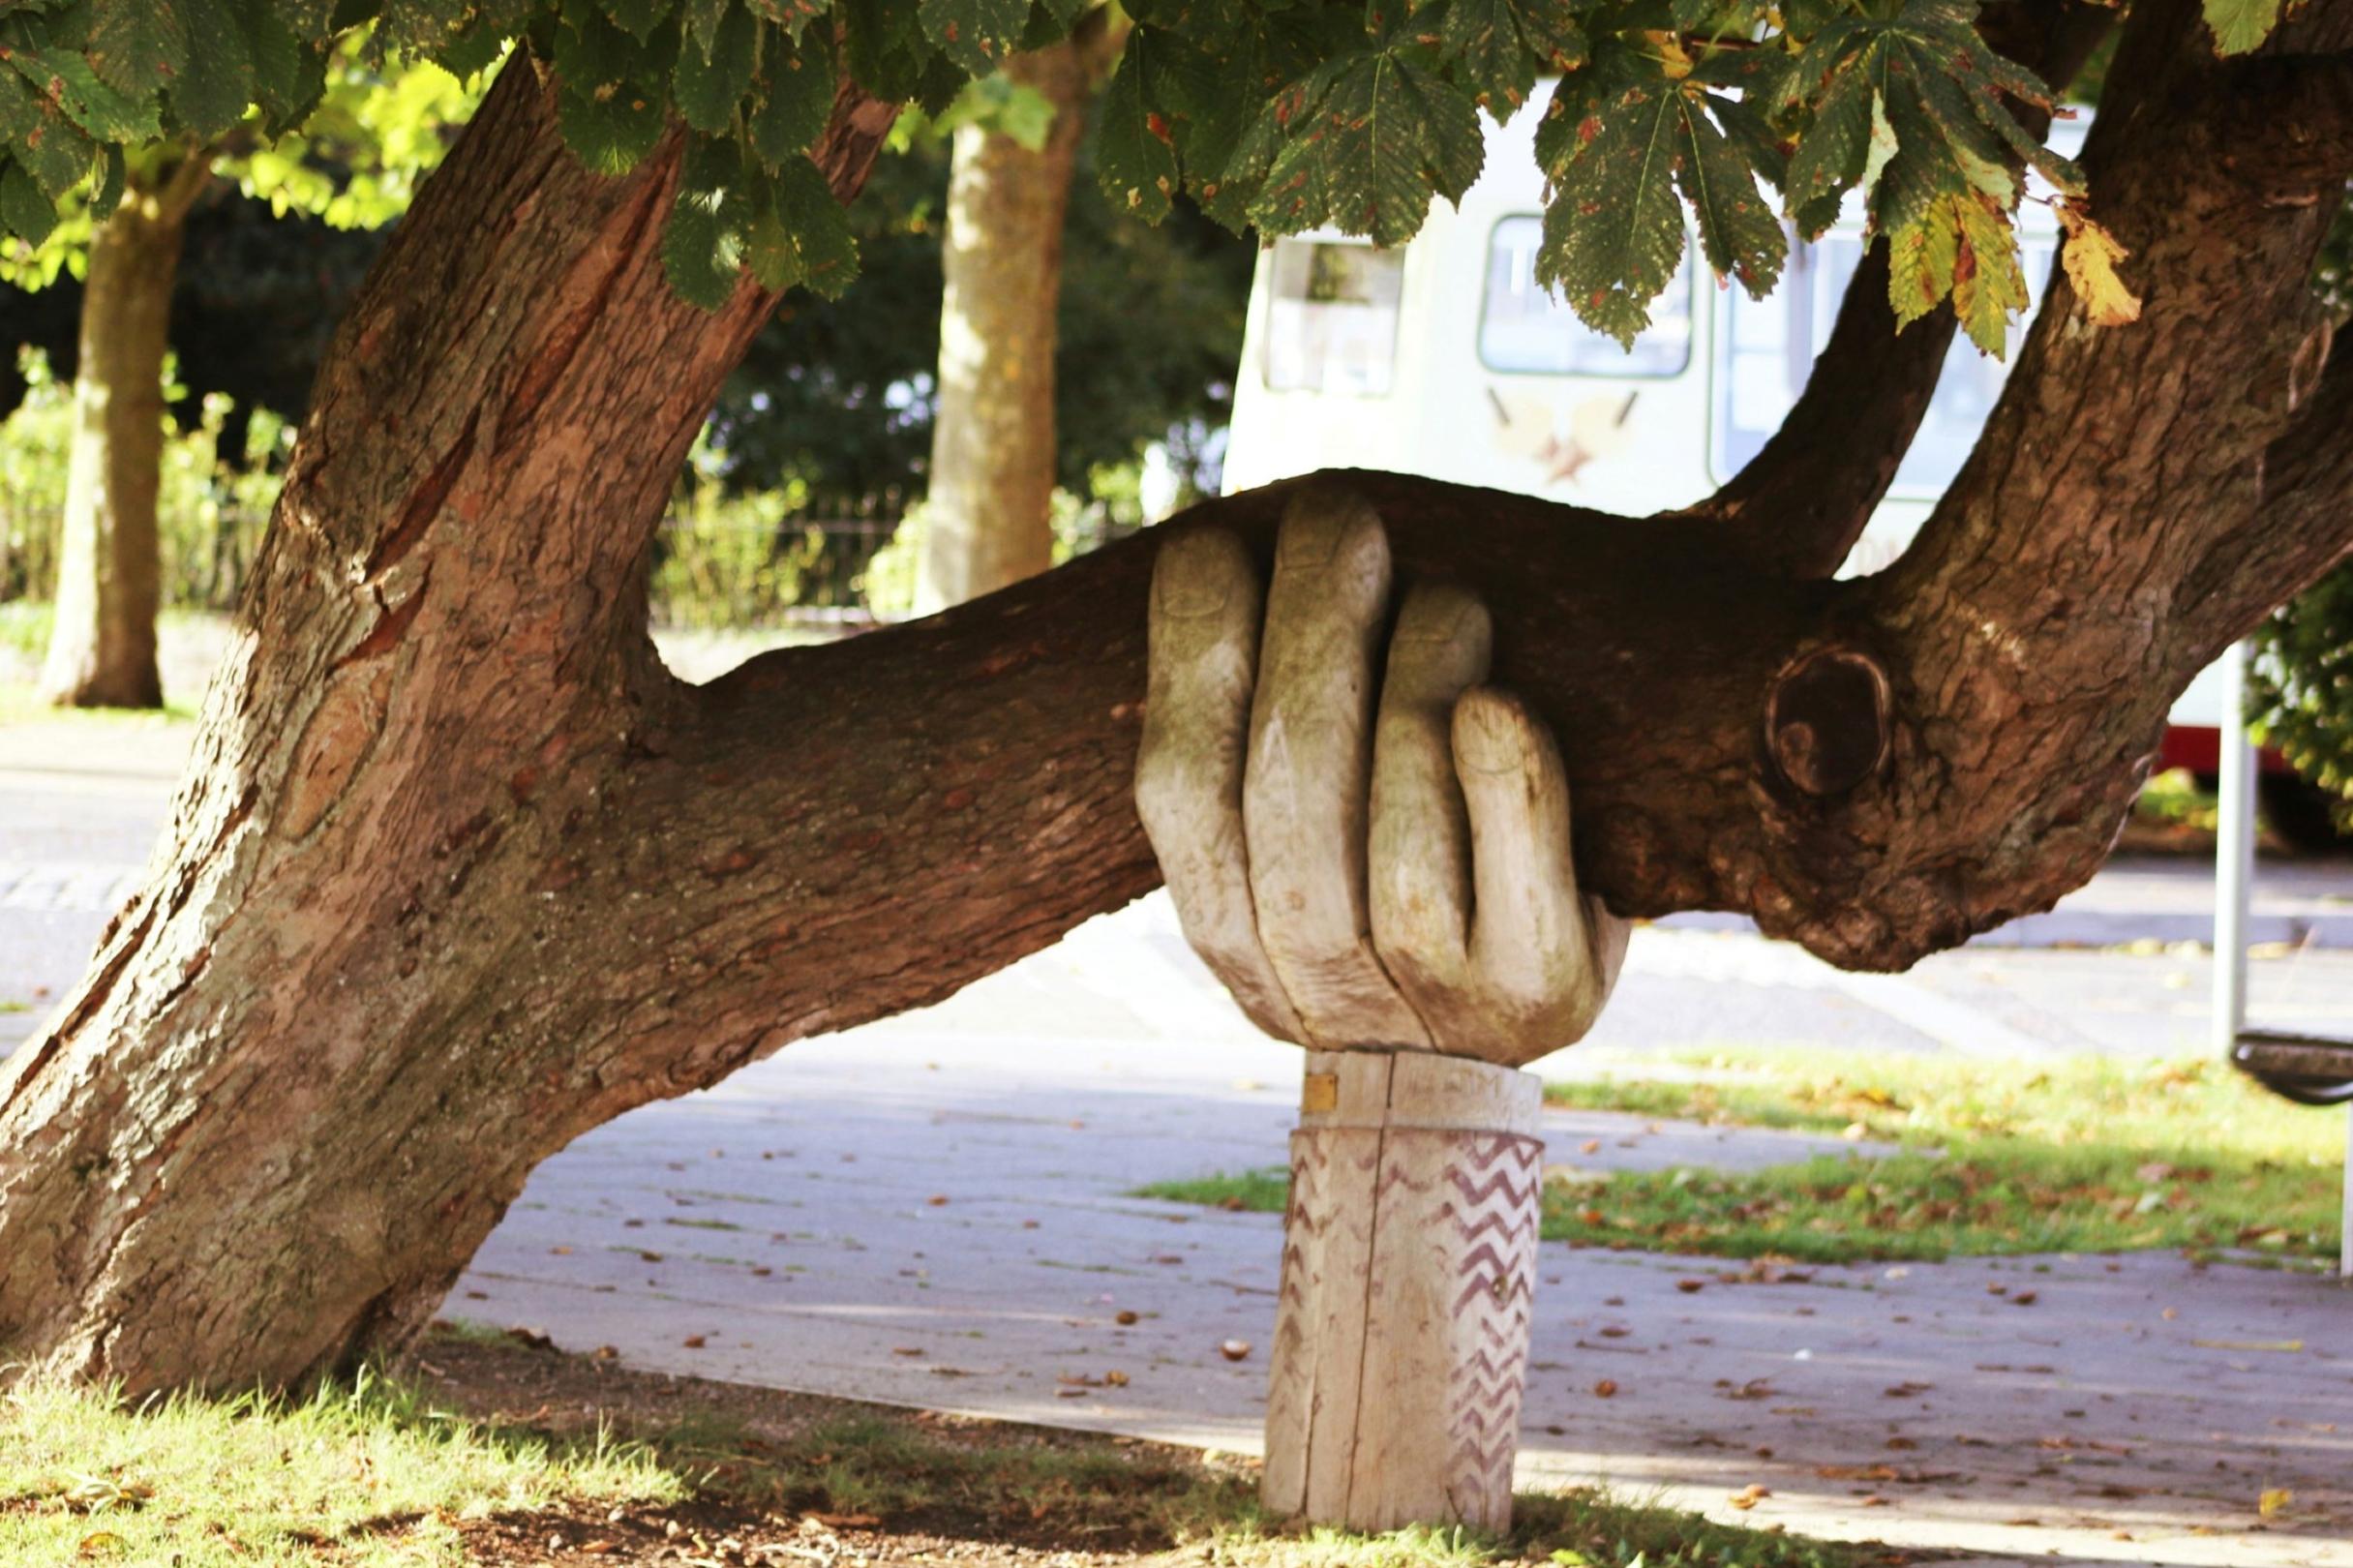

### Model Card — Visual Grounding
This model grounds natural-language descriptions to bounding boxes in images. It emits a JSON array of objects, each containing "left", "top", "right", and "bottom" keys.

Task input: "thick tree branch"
[{"left": 1692, "top": 0, "right": 2115, "bottom": 580}]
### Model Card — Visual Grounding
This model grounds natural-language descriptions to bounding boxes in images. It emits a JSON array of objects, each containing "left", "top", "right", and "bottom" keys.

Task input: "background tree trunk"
[
  {"left": 0, "top": 0, "right": 2347, "bottom": 1398},
  {"left": 914, "top": 15, "right": 1124, "bottom": 612},
  {"left": 38, "top": 157, "right": 213, "bottom": 709}
]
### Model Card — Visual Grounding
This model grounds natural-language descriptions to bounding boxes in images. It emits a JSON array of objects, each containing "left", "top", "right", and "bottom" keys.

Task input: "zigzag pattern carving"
[{"left": 1434, "top": 1132, "right": 1540, "bottom": 1516}]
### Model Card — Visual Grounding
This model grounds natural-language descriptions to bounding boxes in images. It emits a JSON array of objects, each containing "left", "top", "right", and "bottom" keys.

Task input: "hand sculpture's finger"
[
  {"left": 1136, "top": 527, "right": 1308, "bottom": 1042},
  {"left": 1368, "top": 584, "right": 1491, "bottom": 1042},
  {"left": 1244, "top": 493, "right": 1431, "bottom": 1048},
  {"left": 1453, "top": 687, "right": 1631, "bottom": 1064}
]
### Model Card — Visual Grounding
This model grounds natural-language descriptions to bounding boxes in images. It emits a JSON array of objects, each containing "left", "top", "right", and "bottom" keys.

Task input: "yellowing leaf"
[
  {"left": 1885, "top": 198, "right": 1958, "bottom": 329},
  {"left": 2203, "top": 0, "right": 2282, "bottom": 54},
  {"left": 1952, "top": 195, "right": 2029, "bottom": 357},
  {"left": 2258, "top": 1487, "right": 2293, "bottom": 1518},
  {"left": 2059, "top": 208, "right": 2143, "bottom": 328}
]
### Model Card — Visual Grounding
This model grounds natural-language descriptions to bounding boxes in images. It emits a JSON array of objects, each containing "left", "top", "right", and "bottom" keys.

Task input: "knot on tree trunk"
[{"left": 1764, "top": 646, "right": 1891, "bottom": 799}]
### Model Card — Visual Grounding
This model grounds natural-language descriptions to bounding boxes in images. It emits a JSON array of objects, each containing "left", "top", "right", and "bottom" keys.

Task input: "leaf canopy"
[{"left": 0, "top": 0, "right": 2289, "bottom": 336}]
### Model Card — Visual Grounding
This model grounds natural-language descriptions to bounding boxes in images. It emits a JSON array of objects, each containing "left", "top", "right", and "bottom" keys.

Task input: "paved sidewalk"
[{"left": 445, "top": 899, "right": 2353, "bottom": 1568}]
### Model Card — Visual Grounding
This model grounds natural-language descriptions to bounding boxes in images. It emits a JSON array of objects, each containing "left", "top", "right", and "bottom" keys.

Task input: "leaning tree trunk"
[
  {"left": 0, "top": 0, "right": 2349, "bottom": 1395},
  {"left": 914, "top": 15, "right": 1124, "bottom": 612},
  {"left": 38, "top": 157, "right": 213, "bottom": 709}
]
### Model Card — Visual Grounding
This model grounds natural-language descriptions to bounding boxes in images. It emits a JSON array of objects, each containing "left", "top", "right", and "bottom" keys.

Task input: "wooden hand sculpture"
[
  {"left": 1135, "top": 486, "right": 1629, "bottom": 1066},
  {"left": 1132, "top": 487, "right": 1634, "bottom": 1533}
]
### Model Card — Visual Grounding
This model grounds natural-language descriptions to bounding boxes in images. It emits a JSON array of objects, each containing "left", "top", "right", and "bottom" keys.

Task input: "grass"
[
  {"left": 0, "top": 1332, "right": 1893, "bottom": 1567},
  {"left": 2133, "top": 768, "right": 2219, "bottom": 833},
  {"left": 1142, "top": 1050, "right": 2344, "bottom": 1266},
  {"left": 0, "top": 1365, "right": 678, "bottom": 1566}
]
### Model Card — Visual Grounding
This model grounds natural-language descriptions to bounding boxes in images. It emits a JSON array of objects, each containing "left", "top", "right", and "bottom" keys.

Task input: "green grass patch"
[
  {"left": 2134, "top": 768, "right": 2219, "bottom": 833},
  {"left": 0, "top": 1367, "right": 677, "bottom": 1566},
  {"left": 1, "top": 1332, "right": 1890, "bottom": 1567},
  {"left": 1143, "top": 1051, "right": 2343, "bottom": 1266}
]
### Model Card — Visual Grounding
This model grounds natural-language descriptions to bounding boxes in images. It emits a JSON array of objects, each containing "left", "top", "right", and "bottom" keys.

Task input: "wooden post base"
[{"left": 1262, "top": 1049, "right": 1544, "bottom": 1533}]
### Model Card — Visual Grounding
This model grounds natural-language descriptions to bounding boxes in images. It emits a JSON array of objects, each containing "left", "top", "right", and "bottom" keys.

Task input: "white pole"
[{"left": 2214, "top": 641, "right": 2256, "bottom": 1061}]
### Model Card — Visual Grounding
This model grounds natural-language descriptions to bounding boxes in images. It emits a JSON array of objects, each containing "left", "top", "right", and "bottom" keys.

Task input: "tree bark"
[
  {"left": 37, "top": 156, "right": 213, "bottom": 709},
  {"left": 914, "top": 14, "right": 1124, "bottom": 611},
  {"left": 0, "top": 0, "right": 2348, "bottom": 1396}
]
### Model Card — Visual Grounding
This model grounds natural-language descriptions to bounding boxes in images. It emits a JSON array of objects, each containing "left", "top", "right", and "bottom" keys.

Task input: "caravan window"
[
  {"left": 1712, "top": 232, "right": 2058, "bottom": 495},
  {"left": 1262, "top": 239, "right": 1405, "bottom": 396},
  {"left": 1478, "top": 215, "right": 1692, "bottom": 377}
]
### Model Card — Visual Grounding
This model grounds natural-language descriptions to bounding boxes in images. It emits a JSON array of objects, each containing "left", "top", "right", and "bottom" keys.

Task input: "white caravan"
[{"left": 1220, "top": 97, "right": 2299, "bottom": 815}]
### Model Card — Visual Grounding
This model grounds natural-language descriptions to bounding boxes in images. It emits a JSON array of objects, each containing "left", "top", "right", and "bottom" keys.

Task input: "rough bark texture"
[
  {"left": 37, "top": 157, "right": 212, "bottom": 709},
  {"left": 914, "top": 15, "right": 1123, "bottom": 612},
  {"left": 0, "top": 56, "right": 899, "bottom": 1392},
  {"left": 1, "top": 0, "right": 2350, "bottom": 1395}
]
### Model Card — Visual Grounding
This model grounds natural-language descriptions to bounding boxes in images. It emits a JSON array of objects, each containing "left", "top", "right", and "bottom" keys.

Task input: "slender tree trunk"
[
  {"left": 914, "top": 15, "right": 1124, "bottom": 612},
  {"left": 0, "top": 2, "right": 2348, "bottom": 1396},
  {"left": 38, "top": 157, "right": 213, "bottom": 709}
]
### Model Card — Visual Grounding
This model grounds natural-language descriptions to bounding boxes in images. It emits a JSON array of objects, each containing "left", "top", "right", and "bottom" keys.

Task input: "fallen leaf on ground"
[
  {"left": 1728, "top": 1484, "right": 1769, "bottom": 1510},
  {"left": 1115, "top": 1310, "right": 1139, "bottom": 1325},
  {"left": 1220, "top": 1340, "right": 1252, "bottom": 1361},
  {"left": 681, "top": 1335, "right": 707, "bottom": 1348},
  {"left": 2259, "top": 1488, "right": 2293, "bottom": 1518},
  {"left": 1593, "top": 1379, "right": 1618, "bottom": 1398}
]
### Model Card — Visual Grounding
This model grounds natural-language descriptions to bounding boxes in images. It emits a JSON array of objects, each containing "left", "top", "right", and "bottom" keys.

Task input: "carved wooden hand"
[{"left": 1135, "top": 487, "right": 1630, "bottom": 1066}]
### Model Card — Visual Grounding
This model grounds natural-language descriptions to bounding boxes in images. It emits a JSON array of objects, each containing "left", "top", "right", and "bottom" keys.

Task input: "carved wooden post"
[{"left": 1262, "top": 1048, "right": 1544, "bottom": 1532}]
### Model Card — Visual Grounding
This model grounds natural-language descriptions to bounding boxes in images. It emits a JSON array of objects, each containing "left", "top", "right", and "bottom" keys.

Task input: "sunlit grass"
[
  {"left": 0, "top": 1367, "right": 678, "bottom": 1566},
  {"left": 1143, "top": 1051, "right": 2344, "bottom": 1265},
  {"left": 0, "top": 1342, "right": 1886, "bottom": 1567}
]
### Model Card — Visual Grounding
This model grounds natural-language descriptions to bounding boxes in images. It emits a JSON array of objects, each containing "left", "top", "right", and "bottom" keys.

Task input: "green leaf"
[
  {"left": 245, "top": 4, "right": 326, "bottom": 133},
  {"left": 837, "top": 0, "right": 928, "bottom": 101},
  {"left": 1096, "top": 48, "right": 1178, "bottom": 221},
  {"left": 602, "top": 0, "right": 679, "bottom": 40},
  {"left": 917, "top": 0, "right": 1027, "bottom": 75},
  {"left": 558, "top": 77, "right": 666, "bottom": 171},
  {"left": 767, "top": 152, "right": 857, "bottom": 294},
  {"left": 85, "top": 0, "right": 188, "bottom": 100},
  {"left": 1537, "top": 82, "right": 1685, "bottom": 347},
  {"left": 674, "top": 1, "right": 758, "bottom": 133},
  {"left": 553, "top": 0, "right": 649, "bottom": 99},
  {"left": 1783, "top": 61, "right": 1869, "bottom": 239},
  {"left": 1439, "top": 0, "right": 1536, "bottom": 113},
  {"left": 1514, "top": 0, "right": 1585, "bottom": 73},
  {"left": 0, "top": 64, "right": 100, "bottom": 199},
  {"left": 662, "top": 136, "right": 748, "bottom": 309},
  {"left": 8, "top": 40, "right": 164, "bottom": 142},
  {"left": 748, "top": 30, "right": 833, "bottom": 166},
  {"left": 1249, "top": 51, "right": 1480, "bottom": 247},
  {"left": 1675, "top": 95, "right": 1782, "bottom": 295},
  {"left": 173, "top": 0, "right": 257, "bottom": 140},
  {"left": 0, "top": 160, "right": 57, "bottom": 245}
]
